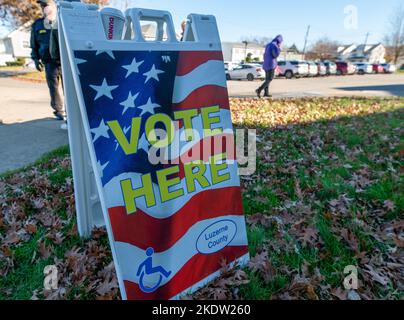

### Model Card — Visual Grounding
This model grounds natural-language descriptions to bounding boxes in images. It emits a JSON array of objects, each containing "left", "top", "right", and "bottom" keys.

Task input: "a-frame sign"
[{"left": 58, "top": 1, "right": 249, "bottom": 300}]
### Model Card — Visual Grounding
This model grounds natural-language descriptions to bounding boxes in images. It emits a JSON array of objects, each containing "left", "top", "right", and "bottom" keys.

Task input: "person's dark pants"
[
  {"left": 44, "top": 62, "right": 63, "bottom": 114},
  {"left": 257, "top": 69, "right": 275, "bottom": 96}
]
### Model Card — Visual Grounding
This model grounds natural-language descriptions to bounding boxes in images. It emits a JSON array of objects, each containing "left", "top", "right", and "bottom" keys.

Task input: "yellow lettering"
[
  {"left": 174, "top": 109, "right": 198, "bottom": 141},
  {"left": 156, "top": 166, "right": 184, "bottom": 202},
  {"left": 145, "top": 114, "right": 175, "bottom": 148},
  {"left": 120, "top": 174, "right": 155, "bottom": 214},
  {"left": 201, "top": 105, "right": 223, "bottom": 137},
  {"left": 107, "top": 117, "right": 141, "bottom": 155},
  {"left": 210, "top": 153, "right": 230, "bottom": 185},
  {"left": 184, "top": 161, "right": 210, "bottom": 193}
]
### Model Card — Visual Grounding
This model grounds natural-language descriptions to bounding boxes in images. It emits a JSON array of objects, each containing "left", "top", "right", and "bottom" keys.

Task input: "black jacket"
[
  {"left": 30, "top": 18, "right": 59, "bottom": 64},
  {"left": 50, "top": 24, "right": 60, "bottom": 62}
]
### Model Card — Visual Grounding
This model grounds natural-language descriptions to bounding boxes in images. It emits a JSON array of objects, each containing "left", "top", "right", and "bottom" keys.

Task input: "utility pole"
[
  {"left": 364, "top": 32, "right": 370, "bottom": 46},
  {"left": 302, "top": 25, "right": 311, "bottom": 59},
  {"left": 362, "top": 32, "right": 370, "bottom": 61}
]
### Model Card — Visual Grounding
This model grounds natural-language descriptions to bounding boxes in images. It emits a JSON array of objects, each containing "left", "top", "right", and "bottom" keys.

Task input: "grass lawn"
[
  {"left": 0, "top": 97, "right": 403, "bottom": 300},
  {"left": 15, "top": 71, "right": 46, "bottom": 83}
]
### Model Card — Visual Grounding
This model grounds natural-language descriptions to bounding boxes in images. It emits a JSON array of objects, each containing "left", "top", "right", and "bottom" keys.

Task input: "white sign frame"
[{"left": 58, "top": 1, "right": 249, "bottom": 300}]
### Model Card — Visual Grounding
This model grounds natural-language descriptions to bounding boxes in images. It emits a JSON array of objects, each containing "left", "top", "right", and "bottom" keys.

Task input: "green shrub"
[{"left": 5, "top": 57, "right": 26, "bottom": 67}]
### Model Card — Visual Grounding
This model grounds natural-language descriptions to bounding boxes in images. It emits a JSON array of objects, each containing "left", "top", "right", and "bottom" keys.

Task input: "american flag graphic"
[{"left": 74, "top": 49, "right": 249, "bottom": 300}]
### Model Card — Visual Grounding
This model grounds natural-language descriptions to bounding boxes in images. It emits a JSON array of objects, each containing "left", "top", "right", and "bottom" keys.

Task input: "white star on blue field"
[{"left": 74, "top": 50, "right": 179, "bottom": 186}]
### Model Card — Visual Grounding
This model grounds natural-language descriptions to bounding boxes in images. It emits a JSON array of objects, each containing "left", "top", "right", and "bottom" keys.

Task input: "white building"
[
  {"left": 0, "top": 24, "right": 31, "bottom": 66},
  {"left": 221, "top": 42, "right": 265, "bottom": 63},
  {"left": 279, "top": 44, "right": 304, "bottom": 61},
  {"left": 337, "top": 43, "right": 386, "bottom": 64}
]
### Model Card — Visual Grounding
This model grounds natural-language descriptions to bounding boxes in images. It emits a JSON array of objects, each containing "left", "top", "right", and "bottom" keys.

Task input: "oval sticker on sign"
[{"left": 196, "top": 220, "right": 237, "bottom": 254}]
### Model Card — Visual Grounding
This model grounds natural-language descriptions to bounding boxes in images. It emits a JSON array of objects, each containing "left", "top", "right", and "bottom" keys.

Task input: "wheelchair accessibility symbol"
[{"left": 137, "top": 247, "right": 172, "bottom": 293}]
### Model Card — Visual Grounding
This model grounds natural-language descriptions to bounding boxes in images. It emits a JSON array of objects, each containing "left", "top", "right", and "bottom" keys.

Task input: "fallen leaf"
[
  {"left": 2, "top": 232, "right": 21, "bottom": 245},
  {"left": 96, "top": 277, "right": 118, "bottom": 296},
  {"left": 331, "top": 288, "right": 347, "bottom": 300},
  {"left": 306, "top": 285, "right": 319, "bottom": 300},
  {"left": 383, "top": 200, "right": 395, "bottom": 212},
  {"left": 364, "top": 265, "right": 389, "bottom": 286},
  {"left": 37, "top": 240, "right": 52, "bottom": 259},
  {"left": 25, "top": 224, "right": 37, "bottom": 235}
]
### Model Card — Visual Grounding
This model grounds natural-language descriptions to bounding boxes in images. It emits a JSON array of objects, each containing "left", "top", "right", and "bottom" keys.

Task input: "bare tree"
[
  {"left": 384, "top": 6, "right": 404, "bottom": 65},
  {"left": 0, "top": 0, "right": 109, "bottom": 28},
  {"left": 0, "top": 0, "right": 41, "bottom": 27},
  {"left": 306, "top": 37, "right": 340, "bottom": 61}
]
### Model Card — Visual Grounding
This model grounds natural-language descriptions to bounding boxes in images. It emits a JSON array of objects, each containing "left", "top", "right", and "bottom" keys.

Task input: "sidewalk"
[{"left": 0, "top": 77, "right": 68, "bottom": 174}]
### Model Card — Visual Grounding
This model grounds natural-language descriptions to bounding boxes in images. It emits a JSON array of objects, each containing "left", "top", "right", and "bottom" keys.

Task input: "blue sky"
[
  {"left": 2, "top": 0, "right": 403, "bottom": 49},
  {"left": 109, "top": 0, "right": 403, "bottom": 48}
]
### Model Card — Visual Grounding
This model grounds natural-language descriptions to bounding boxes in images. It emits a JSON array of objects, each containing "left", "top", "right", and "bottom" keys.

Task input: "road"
[
  {"left": 227, "top": 73, "right": 404, "bottom": 98},
  {"left": 0, "top": 73, "right": 403, "bottom": 174}
]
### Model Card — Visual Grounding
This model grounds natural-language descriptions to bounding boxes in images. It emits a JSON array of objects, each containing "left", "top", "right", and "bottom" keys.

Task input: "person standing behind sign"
[
  {"left": 31, "top": 0, "right": 64, "bottom": 121},
  {"left": 49, "top": 9, "right": 69, "bottom": 130},
  {"left": 256, "top": 35, "right": 283, "bottom": 98}
]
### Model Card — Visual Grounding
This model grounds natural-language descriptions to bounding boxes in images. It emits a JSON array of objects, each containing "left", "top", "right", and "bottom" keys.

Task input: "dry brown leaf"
[
  {"left": 364, "top": 265, "right": 389, "bottom": 286},
  {"left": 383, "top": 200, "right": 395, "bottom": 212},
  {"left": 37, "top": 240, "right": 52, "bottom": 259},
  {"left": 25, "top": 223, "right": 37, "bottom": 235},
  {"left": 331, "top": 288, "right": 347, "bottom": 300},
  {"left": 96, "top": 277, "right": 118, "bottom": 296},
  {"left": 3, "top": 232, "right": 21, "bottom": 245},
  {"left": 306, "top": 284, "right": 319, "bottom": 300}
]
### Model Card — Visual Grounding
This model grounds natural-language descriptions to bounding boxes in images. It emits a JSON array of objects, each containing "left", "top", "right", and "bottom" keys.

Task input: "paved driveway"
[
  {"left": 227, "top": 73, "right": 404, "bottom": 98},
  {"left": 0, "top": 77, "right": 68, "bottom": 174}
]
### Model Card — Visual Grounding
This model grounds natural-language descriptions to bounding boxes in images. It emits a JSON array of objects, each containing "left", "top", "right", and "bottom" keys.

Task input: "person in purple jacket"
[{"left": 256, "top": 35, "right": 283, "bottom": 98}]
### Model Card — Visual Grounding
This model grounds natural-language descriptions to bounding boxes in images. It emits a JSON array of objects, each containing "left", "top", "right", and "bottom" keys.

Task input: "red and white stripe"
[{"left": 107, "top": 51, "right": 248, "bottom": 300}]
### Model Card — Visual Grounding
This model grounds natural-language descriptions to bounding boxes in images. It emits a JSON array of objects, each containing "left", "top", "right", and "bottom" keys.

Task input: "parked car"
[
  {"left": 324, "top": 61, "right": 337, "bottom": 75},
  {"left": 226, "top": 63, "right": 265, "bottom": 81},
  {"left": 372, "top": 64, "right": 384, "bottom": 74},
  {"left": 277, "top": 60, "right": 309, "bottom": 79},
  {"left": 275, "top": 65, "right": 280, "bottom": 77},
  {"left": 224, "top": 61, "right": 238, "bottom": 71},
  {"left": 306, "top": 61, "right": 319, "bottom": 77},
  {"left": 380, "top": 63, "right": 396, "bottom": 73},
  {"left": 355, "top": 63, "right": 373, "bottom": 75},
  {"left": 315, "top": 62, "right": 327, "bottom": 76},
  {"left": 336, "top": 61, "right": 356, "bottom": 75}
]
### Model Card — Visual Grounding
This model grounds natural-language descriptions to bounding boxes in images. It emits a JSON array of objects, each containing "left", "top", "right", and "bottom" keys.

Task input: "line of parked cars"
[{"left": 225, "top": 60, "right": 398, "bottom": 81}]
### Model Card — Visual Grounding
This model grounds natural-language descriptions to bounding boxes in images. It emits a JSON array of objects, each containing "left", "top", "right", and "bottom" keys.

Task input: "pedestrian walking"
[
  {"left": 256, "top": 35, "right": 283, "bottom": 98},
  {"left": 30, "top": 0, "right": 64, "bottom": 121}
]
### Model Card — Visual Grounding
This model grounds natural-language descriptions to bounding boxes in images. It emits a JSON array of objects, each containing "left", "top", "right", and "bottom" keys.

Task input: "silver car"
[
  {"left": 324, "top": 61, "right": 337, "bottom": 75},
  {"left": 226, "top": 63, "right": 265, "bottom": 81},
  {"left": 380, "top": 63, "right": 397, "bottom": 73},
  {"left": 355, "top": 63, "right": 373, "bottom": 75}
]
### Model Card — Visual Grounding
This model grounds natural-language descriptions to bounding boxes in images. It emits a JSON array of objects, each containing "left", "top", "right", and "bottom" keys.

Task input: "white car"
[
  {"left": 355, "top": 63, "right": 373, "bottom": 75},
  {"left": 226, "top": 63, "right": 265, "bottom": 81},
  {"left": 316, "top": 62, "right": 327, "bottom": 76},
  {"left": 277, "top": 60, "right": 309, "bottom": 79},
  {"left": 306, "top": 61, "right": 318, "bottom": 77},
  {"left": 324, "top": 61, "right": 337, "bottom": 75},
  {"left": 224, "top": 61, "right": 238, "bottom": 71},
  {"left": 380, "top": 63, "right": 396, "bottom": 73}
]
